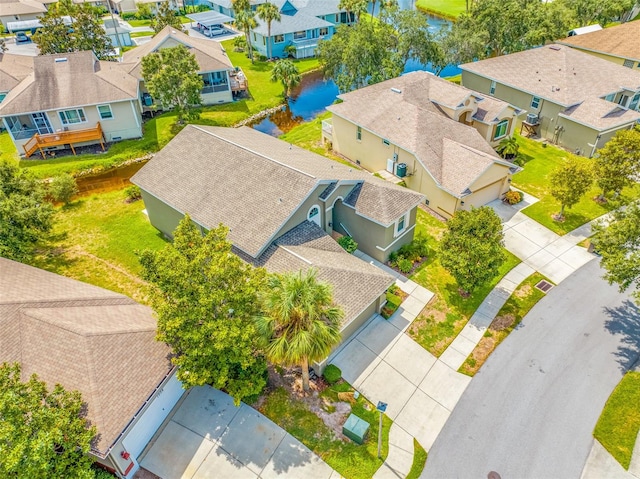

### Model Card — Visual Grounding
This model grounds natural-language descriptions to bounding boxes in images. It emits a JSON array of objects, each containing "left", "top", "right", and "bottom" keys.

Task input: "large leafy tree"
[
  {"left": 0, "top": 363, "right": 96, "bottom": 479},
  {"left": 140, "top": 216, "right": 268, "bottom": 405},
  {"left": 141, "top": 44, "right": 203, "bottom": 121},
  {"left": 233, "top": 0, "right": 257, "bottom": 62},
  {"left": 270, "top": 59, "right": 301, "bottom": 97},
  {"left": 256, "top": 1, "right": 281, "bottom": 59},
  {"left": 0, "top": 161, "right": 55, "bottom": 262},
  {"left": 593, "top": 128, "right": 640, "bottom": 202},
  {"left": 549, "top": 155, "right": 593, "bottom": 219},
  {"left": 559, "top": 0, "right": 634, "bottom": 26},
  {"left": 256, "top": 269, "right": 343, "bottom": 391},
  {"left": 33, "top": 3, "right": 113, "bottom": 60},
  {"left": 439, "top": 206, "right": 506, "bottom": 295},
  {"left": 150, "top": 0, "right": 184, "bottom": 34}
]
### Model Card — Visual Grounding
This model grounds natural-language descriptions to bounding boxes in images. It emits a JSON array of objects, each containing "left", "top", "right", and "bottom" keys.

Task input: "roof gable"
[{"left": 557, "top": 21, "right": 640, "bottom": 62}]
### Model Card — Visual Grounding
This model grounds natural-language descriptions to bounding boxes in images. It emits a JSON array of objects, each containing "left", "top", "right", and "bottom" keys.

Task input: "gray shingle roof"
[
  {"left": 237, "top": 221, "right": 394, "bottom": 327},
  {"left": 132, "top": 125, "right": 423, "bottom": 257},
  {"left": 460, "top": 44, "right": 640, "bottom": 107},
  {"left": 556, "top": 21, "right": 640, "bottom": 62},
  {"left": 0, "top": 53, "right": 33, "bottom": 93},
  {"left": 0, "top": 51, "right": 138, "bottom": 116},
  {"left": 0, "top": 258, "right": 173, "bottom": 457},
  {"left": 253, "top": 12, "right": 332, "bottom": 36},
  {"left": 560, "top": 97, "right": 640, "bottom": 130},
  {"left": 0, "top": 0, "right": 46, "bottom": 16},
  {"left": 328, "top": 71, "right": 512, "bottom": 196}
]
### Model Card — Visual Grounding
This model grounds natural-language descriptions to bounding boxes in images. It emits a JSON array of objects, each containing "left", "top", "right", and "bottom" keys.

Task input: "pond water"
[
  {"left": 74, "top": 160, "right": 149, "bottom": 196},
  {"left": 251, "top": 10, "right": 459, "bottom": 136}
]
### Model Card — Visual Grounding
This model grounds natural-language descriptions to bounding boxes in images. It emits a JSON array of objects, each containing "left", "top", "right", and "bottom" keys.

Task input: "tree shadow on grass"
[{"left": 604, "top": 299, "right": 640, "bottom": 373}]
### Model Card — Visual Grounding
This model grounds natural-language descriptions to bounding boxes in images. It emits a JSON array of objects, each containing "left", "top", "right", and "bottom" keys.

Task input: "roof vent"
[
  {"left": 549, "top": 45, "right": 561, "bottom": 51},
  {"left": 390, "top": 87, "right": 402, "bottom": 94},
  {"left": 55, "top": 58, "right": 68, "bottom": 63}
]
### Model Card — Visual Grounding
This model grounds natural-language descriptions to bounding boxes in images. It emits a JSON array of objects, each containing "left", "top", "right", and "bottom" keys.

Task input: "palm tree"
[
  {"left": 270, "top": 59, "right": 301, "bottom": 97},
  {"left": 233, "top": 0, "right": 257, "bottom": 62},
  {"left": 257, "top": 2, "right": 281, "bottom": 59},
  {"left": 496, "top": 136, "right": 519, "bottom": 159},
  {"left": 256, "top": 269, "right": 343, "bottom": 392},
  {"left": 338, "top": 0, "right": 368, "bottom": 22}
]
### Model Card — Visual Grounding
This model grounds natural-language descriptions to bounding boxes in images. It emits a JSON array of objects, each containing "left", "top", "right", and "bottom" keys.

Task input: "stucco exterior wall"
[
  {"left": 139, "top": 190, "right": 187, "bottom": 238},
  {"left": 1, "top": 13, "right": 42, "bottom": 29},
  {"left": 565, "top": 48, "right": 639, "bottom": 70}
]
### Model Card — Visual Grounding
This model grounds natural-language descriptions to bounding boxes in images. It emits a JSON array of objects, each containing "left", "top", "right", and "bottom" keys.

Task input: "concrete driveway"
[{"left": 141, "top": 386, "right": 335, "bottom": 479}]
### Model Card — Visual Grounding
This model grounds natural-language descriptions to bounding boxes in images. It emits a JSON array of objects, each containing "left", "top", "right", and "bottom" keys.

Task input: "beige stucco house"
[
  {"left": 121, "top": 26, "right": 247, "bottom": 109},
  {"left": 556, "top": 20, "right": 640, "bottom": 71},
  {"left": 0, "top": 0, "right": 46, "bottom": 30},
  {"left": 0, "top": 51, "right": 142, "bottom": 158},
  {"left": 132, "top": 125, "right": 424, "bottom": 343},
  {"left": 461, "top": 45, "right": 640, "bottom": 157},
  {"left": 0, "top": 258, "right": 185, "bottom": 479},
  {"left": 323, "top": 71, "right": 520, "bottom": 219}
]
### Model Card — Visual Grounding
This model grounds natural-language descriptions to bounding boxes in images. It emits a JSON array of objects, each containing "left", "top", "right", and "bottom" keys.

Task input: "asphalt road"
[{"left": 423, "top": 259, "right": 640, "bottom": 479}]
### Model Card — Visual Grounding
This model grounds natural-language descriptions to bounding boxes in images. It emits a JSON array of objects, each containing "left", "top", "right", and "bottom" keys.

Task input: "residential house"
[
  {"left": 205, "top": 0, "right": 271, "bottom": 18},
  {"left": 103, "top": 17, "right": 134, "bottom": 48},
  {"left": 121, "top": 25, "right": 248, "bottom": 108},
  {"left": 556, "top": 20, "right": 640, "bottom": 71},
  {"left": 132, "top": 125, "right": 424, "bottom": 343},
  {"left": 0, "top": 52, "right": 33, "bottom": 103},
  {"left": 0, "top": 258, "right": 185, "bottom": 479},
  {"left": 0, "top": 51, "right": 142, "bottom": 158},
  {"left": 324, "top": 71, "right": 521, "bottom": 219},
  {"left": 461, "top": 45, "right": 640, "bottom": 157},
  {"left": 109, "top": 0, "right": 182, "bottom": 14},
  {"left": 0, "top": 0, "right": 46, "bottom": 30}
]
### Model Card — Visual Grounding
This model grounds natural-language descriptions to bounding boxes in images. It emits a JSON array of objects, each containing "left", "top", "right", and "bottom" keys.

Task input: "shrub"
[
  {"left": 504, "top": 190, "right": 523, "bottom": 205},
  {"left": 49, "top": 174, "right": 78, "bottom": 204},
  {"left": 338, "top": 236, "right": 358, "bottom": 254},
  {"left": 389, "top": 250, "right": 399, "bottom": 263},
  {"left": 284, "top": 44, "right": 297, "bottom": 58},
  {"left": 398, "top": 258, "right": 412, "bottom": 273},
  {"left": 135, "top": 3, "right": 153, "bottom": 19},
  {"left": 121, "top": 12, "right": 136, "bottom": 20},
  {"left": 256, "top": 53, "right": 268, "bottom": 62},
  {"left": 125, "top": 185, "right": 142, "bottom": 202},
  {"left": 323, "top": 364, "right": 342, "bottom": 384},
  {"left": 233, "top": 36, "right": 246, "bottom": 51}
]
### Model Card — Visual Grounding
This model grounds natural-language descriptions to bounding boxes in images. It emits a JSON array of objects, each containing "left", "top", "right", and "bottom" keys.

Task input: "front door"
[{"left": 31, "top": 113, "right": 53, "bottom": 134}]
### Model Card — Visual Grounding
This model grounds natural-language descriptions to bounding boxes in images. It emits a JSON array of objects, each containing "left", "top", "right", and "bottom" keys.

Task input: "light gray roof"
[
  {"left": 328, "top": 71, "right": 513, "bottom": 197},
  {"left": 559, "top": 97, "right": 640, "bottom": 130},
  {"left": 460, "top": 44, "right": 640, "bottom": 107},
  {"left": 0, "top": 0, "right": 46, "bottom": 16},
  {"left": 237, "top": 221, "right": 394, "bottom": 328},
  {"left": 121, "top": 25, "right": 233, "bottom": 78},
  {"left": 0, "top": 51, "right": 138, "bottom": 116},
  {"left": 253, "top": 11, "right": 332, "bottom": 36},
  {"left": 0, "top": 53, "right": 33, "bottom": 93},
  {"left": 132, "top": 125, "right": 422, "bottom": 258},
  {"left": 0, "top": 258, "right": 173, "bottom": 457}
]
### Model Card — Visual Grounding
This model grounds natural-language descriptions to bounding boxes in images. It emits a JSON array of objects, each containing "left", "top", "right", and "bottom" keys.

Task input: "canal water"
[{"left": 251, "top": 10, "right": 459, "bottom": 136}]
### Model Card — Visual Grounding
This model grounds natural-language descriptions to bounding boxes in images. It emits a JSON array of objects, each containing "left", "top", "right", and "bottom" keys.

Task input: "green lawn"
[
  {"left": 17, "top": 41, "right": 319, "bottom": 179},
  {"left": 31, "top": 188, "right": 167, "bottom": 304},
  {"left": 459, "top": 273, "right": 550, "bottom": 376},
  {"left": 0, "top": 131, "right": 19, "bottom": 164},
  {"left": 512, "top": 135, "right": 640, "bottom": 235},
  {"left": 406, "top": 439, "right": 428, "bottom": 479},
  {"left": 594, "top": 371, "right": 640, "bottom": 469},
  {"left": 415, "top": 0, "right": 466, "bottom": 19},
  {"left": 408, "top": 209, "right": 521, "bottom": 356},
  {"left": 130, "top": 31, "right": 153, "bottom": 38},
  {"left": 259, "top": 383, "right": 391, "bottom": 479}
]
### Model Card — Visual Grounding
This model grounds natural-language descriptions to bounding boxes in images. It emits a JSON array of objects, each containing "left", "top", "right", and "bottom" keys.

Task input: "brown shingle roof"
[
  {"left": 0, "top": 53, "right": 33, "bottom": 93},
  {"left": 328, "top": 72, "right": 511, "bottom": 196},
  {"left": 460, "top": 45, "right": 640, "bottom": 107},
  {"left": 556, "top": 21, "right": 640, "bottom": 62},
  {"left": 559, "top": 97, "right": 640, "bottom": 129},
  {"left": 121, "top": 25, "right": 233, "bottom": 78},
  {"left": 132, "top": 125, "right": 423, "bottom": 257},
  {"left": 0, "top": 51, "right": 138, "bottom": 116},
  {"left": 237, "top": 221, "right": 394, "bottom": 327},
  {"left": 0, "top": 258, "right": 173, "bottom": 457}
]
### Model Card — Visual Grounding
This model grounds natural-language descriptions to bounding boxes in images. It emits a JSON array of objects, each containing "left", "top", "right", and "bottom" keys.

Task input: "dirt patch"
[
  {"left": 513, "top": 284, "right": 532, "bottom": 299},
  {"left": 308, "top": 400, "right": 352, "bottom": 440},
  {"left": 490, "top": 314, "right": 516, "bottom": 331}
]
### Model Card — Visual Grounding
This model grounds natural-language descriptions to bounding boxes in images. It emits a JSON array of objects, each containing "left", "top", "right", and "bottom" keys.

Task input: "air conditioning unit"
[{"left": 526, "top": 113, "right": 539, "bottom": 125}]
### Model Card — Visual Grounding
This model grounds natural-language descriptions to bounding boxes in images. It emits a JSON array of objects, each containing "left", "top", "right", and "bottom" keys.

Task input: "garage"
[
  {"left": 463, "top": 179, "right": 506, "bottom": 209},
  {"left": 122, "top": 371, "right": 185, "bottom": 460}
]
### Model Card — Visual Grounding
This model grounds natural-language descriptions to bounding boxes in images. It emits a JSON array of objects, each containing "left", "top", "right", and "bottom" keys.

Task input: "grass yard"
[
  {"left": 594, "top": 371, "right": 640, "bottom": 469},
  {"left": 17, "top": 41, "right": 319, "bottom": 178},
  {"left": 415, "top": 0, "right": 466, "bottom": 19},
  {"left": 459, "top": 273, "right": 550, "bottom": 376},
  {"left": 406, "top": 439, "right": 428, "bottom": 479},
  {"left": 0, "top": 131, "right": 19, "bottom": 164},
  {"left": 32, "top": 188, "right": 167, "bottom": 304},
  {"left": 259, "top": 383, "right": 391, "bottom": 479},
  {"left": 408, "top": 209, "right": 521, "bottom": 356},
  {"left": 512, "top": 135, "right": 640, "bottom": 235}
]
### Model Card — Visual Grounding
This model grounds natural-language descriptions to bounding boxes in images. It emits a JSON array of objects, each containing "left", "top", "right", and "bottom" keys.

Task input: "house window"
[
  {"left": 97, "top": 104, "right": 113, "bottom": 120},
  {"left": 319, "top": 27, "right": 328, "bottom": 36},
  {"left": 293, "top": 30, "right": 306, "bottom": 40},
  {"left": 356, "top": 126, "right": 362, "bottom": 141},
  {"left": 274, "top": 34, "right": 284, "bottom": 43},
  {"left": 490, "top": 80, "right": 496, "bottom": 95},
  {"left": 494, "top": 119, "right": 509, "bottom": 140},
  {"left": 58, "top": 108, "right": 86, "bottom": 125},
  {"left": 530, "top": 96, "right": 541, "bottom": 110},
  {"left": 624, "top": 59, "right": 634, "bottom": 68},
  {"left": 307, "top": 205, "right": 321, "bottom": 226},
  {"left": 394, "top": 212, "right": 409, "bottom": 237},
  {"left": 618, "top": 94, "right": 629, "bottom": 107},
  {"left": 630, "top": 93, "right": 640, "bottom": 111},
  {"left": 604, "top": 93, "right": 615, "bottom": 102},
  {"left": 382, "top": 139, "right": 390, "bottom": 146},
  {"left": 253, "top": 32, "right": 256, "bottom": 41}
]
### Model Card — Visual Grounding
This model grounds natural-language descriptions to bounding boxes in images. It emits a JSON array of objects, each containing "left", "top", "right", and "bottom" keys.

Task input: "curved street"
[{"left": 423, "top": 260, "right": 640, "bottom": 479}]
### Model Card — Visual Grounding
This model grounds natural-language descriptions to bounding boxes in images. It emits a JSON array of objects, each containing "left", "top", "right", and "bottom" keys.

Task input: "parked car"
[
  {"left": 15, "top": 32, "right": 30, "bottom": 43},
  {"left": 206, "top": 26, "right": 226, "bottom": 37}
]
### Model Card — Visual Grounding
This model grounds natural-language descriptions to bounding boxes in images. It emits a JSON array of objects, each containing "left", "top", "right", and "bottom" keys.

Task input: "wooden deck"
[
  {"left": 23, "top": 122, "right": 105, "bottom": 159},
  {"left": 229, "top": 68, "right": 248, "bottom": 92}
]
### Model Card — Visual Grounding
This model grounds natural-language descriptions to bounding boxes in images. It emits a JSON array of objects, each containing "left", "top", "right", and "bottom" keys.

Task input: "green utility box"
[{"left": 342, "top": 413, "right": 370, "bottom": 444}]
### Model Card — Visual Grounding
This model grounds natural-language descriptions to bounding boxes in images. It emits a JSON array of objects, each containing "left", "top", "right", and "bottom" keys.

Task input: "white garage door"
[
  {"left": 465, "top": 180, "right": 504, "bottom": 208},
  {"left": 122, "top": 372, "right": 185, "bottom": 459}
]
